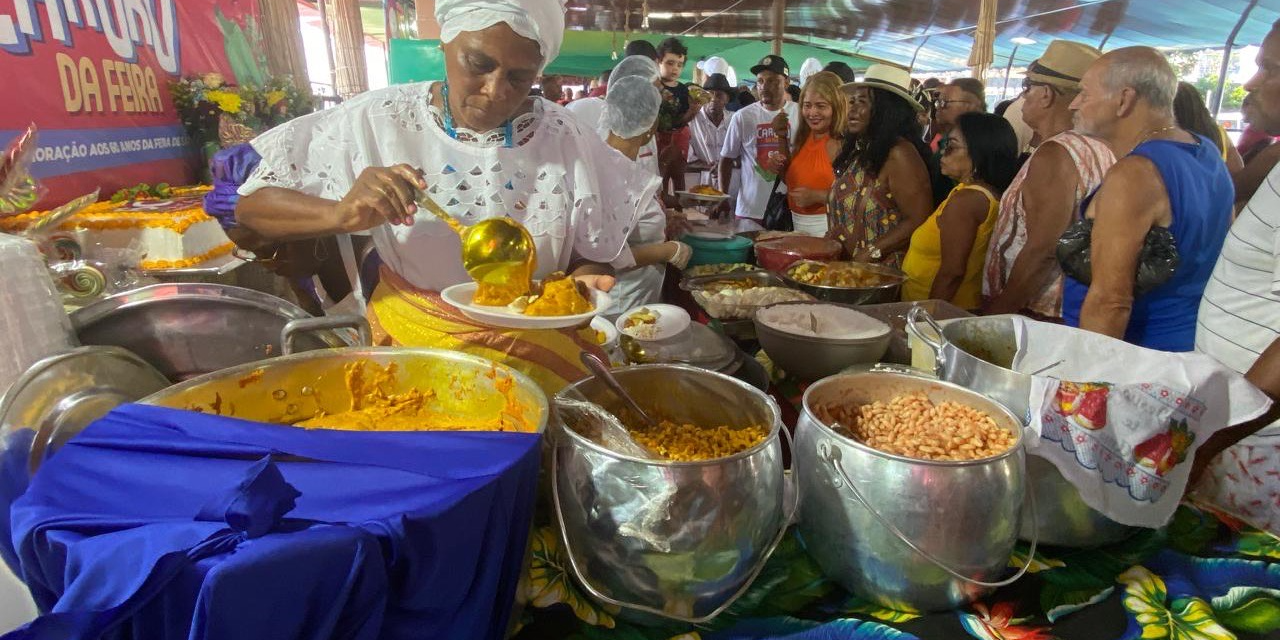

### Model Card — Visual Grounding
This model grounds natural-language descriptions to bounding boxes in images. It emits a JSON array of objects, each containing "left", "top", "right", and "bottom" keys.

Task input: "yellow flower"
[
  {"left": 265, "top": 90, "right": 287, "bottom": 108},
  {"left": 206, "top": 90, "right": 242, "bottom": 114}
]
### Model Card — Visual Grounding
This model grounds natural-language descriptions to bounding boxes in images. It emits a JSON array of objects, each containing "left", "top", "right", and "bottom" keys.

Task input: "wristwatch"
[{"left": 868, "top": 245, "right": 883, "bottom": 261}]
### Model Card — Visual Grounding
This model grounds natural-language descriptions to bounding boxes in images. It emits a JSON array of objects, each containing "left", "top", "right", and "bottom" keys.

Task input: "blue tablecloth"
[{"left": 2, "top": 404, "right": 542, "bottom": 640}]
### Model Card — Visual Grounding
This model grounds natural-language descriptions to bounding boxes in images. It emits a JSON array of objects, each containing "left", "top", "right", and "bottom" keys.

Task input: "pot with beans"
[{"left": 795, "top": 367, "right": 1033, "bottom": 611}]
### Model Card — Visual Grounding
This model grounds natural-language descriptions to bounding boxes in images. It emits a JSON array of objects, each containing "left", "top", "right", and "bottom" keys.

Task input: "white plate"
[
  {"left": 676, "top": 190, "right": 731, "bottom": 204},
  {"left": 441, "top": 282, "right": 610, "bottom": 330},
  {"left": 616, "top": 304, "right": 692, "bottom": 342}
]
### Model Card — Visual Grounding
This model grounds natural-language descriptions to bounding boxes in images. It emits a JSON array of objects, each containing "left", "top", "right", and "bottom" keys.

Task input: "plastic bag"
[{"left": 1056, "top": 217, "right": 1180, "bottom": 296}]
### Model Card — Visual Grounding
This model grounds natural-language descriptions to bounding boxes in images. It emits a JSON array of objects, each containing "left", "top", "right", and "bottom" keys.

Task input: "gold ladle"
[{"left": 416, "top": 192, "right": 536, "bottom": 304}]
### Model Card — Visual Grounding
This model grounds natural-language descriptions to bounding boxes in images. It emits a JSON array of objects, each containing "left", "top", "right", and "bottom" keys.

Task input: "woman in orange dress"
[{"left": 781, "top": 72, "right": 847, "bottom": 236}]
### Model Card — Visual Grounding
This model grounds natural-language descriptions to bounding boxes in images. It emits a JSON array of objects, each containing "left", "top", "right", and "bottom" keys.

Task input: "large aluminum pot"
[
  {"left": 71, "top": 283, "right": 362, "bottom": 382},
  {"left": 553, "top": 364, "right": 788, "bottom": 624},
  {"left": 142, "top": 347, "right": 548, "bottom": 433},
  {"left": 905, "top": 308, "right": 1140, "bottom": 547},
  {"left": 796, "top": 368, "right": 1032, "bottom": 612}
]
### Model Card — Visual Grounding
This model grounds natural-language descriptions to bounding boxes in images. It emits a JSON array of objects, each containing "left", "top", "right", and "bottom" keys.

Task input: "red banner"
[{"left": 0, "top": 0, "right": 264, "bottom": 207}]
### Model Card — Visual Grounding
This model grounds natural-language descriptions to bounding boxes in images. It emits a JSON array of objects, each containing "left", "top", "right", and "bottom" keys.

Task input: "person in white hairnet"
[
  {"left": 798, "top": 57, "right": 823, "bottom": 85},
  {"left": 567, "top": 55, "right": 663, "bottom": 176},
  {"left": 235, "top": 0, "right": 661, "bottom": 393},
  {"left": 600, "top": 75, "right": 693, "bottom": 317}
]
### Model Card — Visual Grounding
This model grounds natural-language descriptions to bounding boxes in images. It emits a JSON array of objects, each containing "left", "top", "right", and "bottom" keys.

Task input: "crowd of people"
[{"left": 225, "top": 0, "right": 1280, "bottom": 532}]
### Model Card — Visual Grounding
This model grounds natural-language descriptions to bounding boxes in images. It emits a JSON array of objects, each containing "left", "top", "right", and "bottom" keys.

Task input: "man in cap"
[
  {"left": 984, "top": 40, "right": 1116, "bottom": 321},
  {"left": 822, "top": 61, "right": 857, "bottom": 84},
  {"left": 688, "top": 73, "right": 734, "bottom": 191},
  {"left": 1191, "top": 19, "right": 1280, "bottom": 534},
  {"left": 1065, "top": 46, "right": 1232, "bottom": 351},
  {"left": 716, "top": 55, "right": 800, "bottom": 221}
]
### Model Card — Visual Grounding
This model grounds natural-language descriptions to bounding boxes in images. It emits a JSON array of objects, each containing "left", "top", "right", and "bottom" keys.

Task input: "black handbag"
[
  {"left": 761, "top": 176, "right": 793, "bottom": 232},
  {"left": 1056, "top": 217, "right": 1180, "bottom": 296}
]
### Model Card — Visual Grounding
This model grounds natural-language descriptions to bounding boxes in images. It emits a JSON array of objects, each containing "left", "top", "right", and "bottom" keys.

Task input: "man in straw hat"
[{"left": 984, "top": 40, "right": 1115, "bottom": 321}]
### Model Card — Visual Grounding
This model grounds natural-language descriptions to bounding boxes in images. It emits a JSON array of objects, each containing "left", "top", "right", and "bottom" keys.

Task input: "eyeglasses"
[{"left": 1020, "top": 78, "right": 1061, "bottom": 95}]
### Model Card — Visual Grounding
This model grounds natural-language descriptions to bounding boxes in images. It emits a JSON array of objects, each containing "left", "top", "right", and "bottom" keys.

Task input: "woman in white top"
[{"left": 236, "top": 0, "right": 659, "bottom": 393}]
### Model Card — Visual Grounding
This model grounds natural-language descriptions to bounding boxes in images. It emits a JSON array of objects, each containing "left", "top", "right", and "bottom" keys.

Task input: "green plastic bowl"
[{"left": 681, "top": 234, "right": 753, "bottom": 267}]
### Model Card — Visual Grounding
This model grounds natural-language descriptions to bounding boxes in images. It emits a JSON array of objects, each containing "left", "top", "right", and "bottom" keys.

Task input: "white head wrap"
[
  {"left": 603, "top": 76, "right": 662, "bottom": 139},
  {"left": 702, "top": 56, "right": 737, "bottom": 87},
  {"left": 435, "top": 0, "right": 568, "bottom": 71},
  {"left": 608, "top": 55, "right": 660, "bottom": 91},
  {"left": 799, "top": 57, "right": 824, "bottom": 84}
]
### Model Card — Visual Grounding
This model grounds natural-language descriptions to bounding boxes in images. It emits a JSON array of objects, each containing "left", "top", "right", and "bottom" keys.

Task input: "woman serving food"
[{"left": 235, "top": 0, "right": 659, "bottom": 393}]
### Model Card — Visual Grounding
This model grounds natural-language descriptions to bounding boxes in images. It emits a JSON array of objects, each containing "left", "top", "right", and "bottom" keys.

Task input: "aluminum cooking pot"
[
  {"left": 905, "top": 307, "right": 1140, "bottom": 548},
  {"left": 553, "top": 364, "right": 789, "bottom": 624},
  {"left": 796, "top": 367, "right": 1036, "bottom": 612}
]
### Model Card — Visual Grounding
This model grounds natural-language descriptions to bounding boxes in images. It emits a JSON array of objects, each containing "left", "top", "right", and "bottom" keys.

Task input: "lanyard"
[{"left": 441, "top": 82, "right": 514, "bottom": 148}]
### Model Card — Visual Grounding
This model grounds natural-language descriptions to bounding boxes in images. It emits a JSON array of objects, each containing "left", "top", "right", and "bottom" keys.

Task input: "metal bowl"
[
  {"left": 142, "top": 347, "right": 548, "bottom": 433},
  {"left": 679, "top": 270, "right": 785, "bottom": 292},
  {"left": 754, "top": 301, "right": 891, "bottom": 381},
  {"left": 780, "top": 261, "right": 907, "bottom": 305},
  {"left": 71, "top": 283, "right": 356, "bottom": 382}
]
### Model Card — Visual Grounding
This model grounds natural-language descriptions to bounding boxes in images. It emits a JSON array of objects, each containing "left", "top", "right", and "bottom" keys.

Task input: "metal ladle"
[
  {"left": 416, "top": 192, "right": 536, "bottom": 296},
  {"left": 579, "top": 352, "right": 660, "bottom": 429}
]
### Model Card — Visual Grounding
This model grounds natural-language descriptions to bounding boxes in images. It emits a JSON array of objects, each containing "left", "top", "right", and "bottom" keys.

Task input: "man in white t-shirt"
[
  {"left": 716, "top": 55, "right": 800, "bottom": 220},
  {"left": 1192, "top": 18, "right": 1280, "bottom": 534}
]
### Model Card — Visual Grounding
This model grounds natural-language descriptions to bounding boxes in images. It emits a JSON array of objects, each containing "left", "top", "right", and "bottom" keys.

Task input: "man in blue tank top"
[{"left": 1064, "top": 47, "right": 1234, "bottom": 352}]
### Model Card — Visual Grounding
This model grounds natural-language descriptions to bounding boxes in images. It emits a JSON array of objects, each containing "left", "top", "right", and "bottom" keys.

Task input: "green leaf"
[
  {"left": 841, "top": 596, "right": 923, "bottom": 623},
  {"left": 1119, "top": 567, "right": 1237, "bottom": 640},
  {"left": 1236, "top": 531, "right": 1280, "bottom": 561},
  {"left": 1168, "top": 505, "right": 1221, "bottom": 555},
  {"left": 1211, "top": 587, "right": 1280, "bottom": 634},
  {"left": 1042, "top": 583, "right": 1114, "bottom": 623}
]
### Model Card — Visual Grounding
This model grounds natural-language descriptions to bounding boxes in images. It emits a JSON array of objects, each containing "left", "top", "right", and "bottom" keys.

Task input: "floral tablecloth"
[{"left": 514, "top": 503, "right": 1280, "bottom": 640}]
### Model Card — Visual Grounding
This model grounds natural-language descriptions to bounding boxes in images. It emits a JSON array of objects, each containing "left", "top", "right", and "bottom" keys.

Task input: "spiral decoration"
[
  {"left": 40, "top": 234, "right": 82, "bottom": 262},
  {"left": 50, "top": 261, "right": 106, "bottom": 299}
]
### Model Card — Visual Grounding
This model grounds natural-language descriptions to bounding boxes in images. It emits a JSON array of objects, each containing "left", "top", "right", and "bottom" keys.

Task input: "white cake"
[{"left": 0, "top": 188, "right": 234, "bottom": 270}]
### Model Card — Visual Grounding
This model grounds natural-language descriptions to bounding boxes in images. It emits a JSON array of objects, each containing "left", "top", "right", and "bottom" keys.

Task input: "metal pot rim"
[
  {"left": 555, "top": 363, "right": 783, "bottom": 467},
  {"left": 800, "top": 371, "right": 1025, "bottom": 468},
  {"left": 71, "top": 282, "right": 315, "bottom": 331},
  {"left": 142, "top": 346, "right": 550, "bottom": 429},
  {"left": 753, "top": 301, "right": 892, "bottom": 346},
  {"left": 780, "top": 260, "right": 908, "bottom": 294}
]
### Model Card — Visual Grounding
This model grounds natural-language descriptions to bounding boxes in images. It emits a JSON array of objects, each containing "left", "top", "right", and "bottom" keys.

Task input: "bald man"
[{"left": 1065, "top": 47, "right": 1233, "bottom": 351}]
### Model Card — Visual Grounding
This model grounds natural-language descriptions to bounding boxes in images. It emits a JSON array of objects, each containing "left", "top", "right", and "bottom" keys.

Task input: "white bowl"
[{"left": 616, "top": 304, "right": 691, "bottom": 342}]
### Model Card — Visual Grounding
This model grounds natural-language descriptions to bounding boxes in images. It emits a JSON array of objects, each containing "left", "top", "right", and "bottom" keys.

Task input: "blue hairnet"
[{"left": 602, "top": 75, "right": 662, "bottom": 139}]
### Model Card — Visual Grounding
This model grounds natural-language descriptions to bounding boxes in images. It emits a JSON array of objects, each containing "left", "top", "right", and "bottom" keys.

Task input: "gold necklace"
[{"left": 1130, "top": 124, "right": 1180, "bottom": 155}]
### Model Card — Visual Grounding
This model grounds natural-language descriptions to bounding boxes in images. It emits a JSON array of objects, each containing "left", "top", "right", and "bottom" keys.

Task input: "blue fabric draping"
[
  {"left": 2, "top": 403, "right": 542, "bottom": 640},
  {"left": 203, "top": 144, "right": 262, "bottom": 230}
]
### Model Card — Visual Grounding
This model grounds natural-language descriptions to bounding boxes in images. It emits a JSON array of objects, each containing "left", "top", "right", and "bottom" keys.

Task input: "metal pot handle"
[
  {"left": 281, "top": 315, "right": 372, "bottom": 355},
  {"left": 819, "top": 441, "right": 1039, "bottom": 589},
  {"left": 905, "top": 305, "right": 948, "bottom": 377},
  {"left": 550, "top": 424, "right": 798, "bottom": 625}
]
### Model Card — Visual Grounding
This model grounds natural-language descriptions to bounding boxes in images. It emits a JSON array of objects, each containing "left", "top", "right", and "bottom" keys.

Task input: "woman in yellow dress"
[{"left": 902, "top": 112, "right": 1020, "bottom": 309}]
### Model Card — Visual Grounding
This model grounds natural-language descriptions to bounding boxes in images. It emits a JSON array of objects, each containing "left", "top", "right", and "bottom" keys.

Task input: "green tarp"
[{"left": 388, "top": 30, "right": 876, "bottom": 85}]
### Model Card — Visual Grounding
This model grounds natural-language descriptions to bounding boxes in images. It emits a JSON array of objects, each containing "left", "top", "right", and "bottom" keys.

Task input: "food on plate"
[
  {"left": 690, "top": 184, "right": 726, "bottom": 197},
  {"left": 621, "top": 307, "right": 661, "bottom": 339},
  {"left": 756, "top": 304, "right": 889, "bottom": 340},
  {"left": 501, "top": 273, "right": 594, "bottom": 316},
  {"left": 816, "top": 392, "right": 1014, "bottom": 461},
  {"left": 693, "top": 286, "right": 814, "bottom": 320},
  {"left": 787, "top": 261, "right": 889, "bottom": 288},
  {"left": 703, "top": 277, "right": 766, "bottom": 291},
  {"left": 293, "top": 360, "right": 536, "bottom": 432},
  {"left": 619, "top": 416, "right": 769, "bottom": 461},
  {"left": 474, "top": 280, "right": 530, "bottom": 307},
  {"left": 592, "top": 329, "right": 609, "bottom": 345},
  {"left": 684, "top": 263, "right": 759, "bottom": 278}
]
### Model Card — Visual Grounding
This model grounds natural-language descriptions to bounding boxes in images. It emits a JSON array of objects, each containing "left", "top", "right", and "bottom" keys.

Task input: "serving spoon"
[{"left": 416, "top": 192, "right": 535, "bottom": 297}]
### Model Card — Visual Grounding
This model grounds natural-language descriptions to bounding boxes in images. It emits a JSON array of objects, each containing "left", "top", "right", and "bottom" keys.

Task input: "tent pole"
[
  {"left": 1212, "top": 0, "right": 1259, "bottom": 117},
  {"left": 771, "top": 0, "right": 784, "bottom": 56},
  {"left": 1001, "top": 43, "right": 1020, "bottom": 98},
  {"left": 909, "top": 35, "right": 932, "bottom": 70},
  {"left": 318, "top": 0, "right": 339, "bottom": 94}
]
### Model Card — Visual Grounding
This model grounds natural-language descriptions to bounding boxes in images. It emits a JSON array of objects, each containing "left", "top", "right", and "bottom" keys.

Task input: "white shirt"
[
  {"left": 1193, "top": 161, "right": 1280, "bottom": 534},
  {"left": 688, "top": 107, "right": 730, "bottom": 168},
  {"left": 719, "top": 101, "right": 800, "bottom": 219},
  {"left": 241, "top": 82, "right": 659, "bottom": 292},
  {"left": 570, "top": 95, "right": 659, "bottom": 177}
]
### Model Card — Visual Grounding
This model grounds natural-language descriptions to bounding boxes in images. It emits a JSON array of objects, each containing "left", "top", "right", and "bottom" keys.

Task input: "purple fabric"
[{"left": 203, "top": 144, "right": 263, "bottom": 230}]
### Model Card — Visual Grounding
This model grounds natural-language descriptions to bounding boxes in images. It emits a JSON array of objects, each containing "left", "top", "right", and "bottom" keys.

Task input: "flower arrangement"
[{"left": 170, "top": 73, "right": 312, "bottom": 151}]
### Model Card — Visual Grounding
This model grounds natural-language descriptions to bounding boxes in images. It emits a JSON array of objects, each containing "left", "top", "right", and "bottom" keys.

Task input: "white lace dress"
[{"left": 239, "top": 82, "right": 659, "bottom": 292}]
